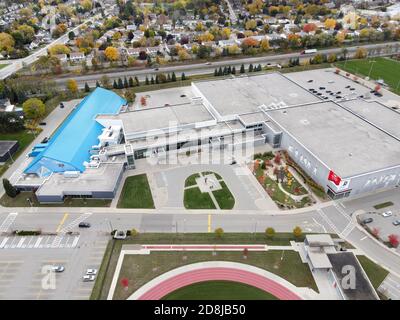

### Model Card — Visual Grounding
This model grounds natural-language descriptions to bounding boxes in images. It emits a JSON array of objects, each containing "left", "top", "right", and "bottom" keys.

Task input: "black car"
[
  {"left": 41, "top": 137, "right": 49, "bottom": 144},
  {"left": 319, "top": 86, "right": 326, "bottom": 90},
  {"left": 39, "top": 122, "right": 47, "bottom": 126},
  {"left": 345, "top": 85, "right": 351, "bottom": 89},
  {"left": 362, "top": 218, "right": 373, "bottom": 224},
  {"left": 60, "top": 103, "right": 65, "bottom": 108},
  {"left": 78, "top": 222, "right": 91, "bottom": 228}
]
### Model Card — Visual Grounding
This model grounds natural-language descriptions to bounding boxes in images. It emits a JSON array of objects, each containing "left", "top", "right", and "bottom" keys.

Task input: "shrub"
[
  {"left": 293, "top": 226, "right": 302, "bottom": 238},
  {"left": 215, "top": 227, "right": 224, "bottom": 239},
  {"left": 265, "top": 227, "right": 276, "bottom": 239}
]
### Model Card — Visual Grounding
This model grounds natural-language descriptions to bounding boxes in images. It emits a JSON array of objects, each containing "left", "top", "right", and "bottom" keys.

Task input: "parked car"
[
  {"left": 52, "top": 265, "right": 65, "bottom": 273},
  {"left": 82, "top": 275, "right": 95, "bottom": 282},
  {"left": 205, "top": 62, "right": 212, "bottom": 65},
  {"left": 39, "top": 122, "right": 46, "bottom": 126},
  {"left": 362, "top": 218, "right": 373, "bottom": 224},
  {"left": 60, "top": 103, "right": 65, "bottom": 108},
  {"left": 382, "top": 211, "right": 393, "bottom": 218},
  {"left": 86, "top": 269, "right": 97, "bottom": 275},
  {"left": 41, "top": 137, "right": 49, "bottom": 144},
  {"left": 392, "top": 220, "right": 400, "bottom": 226},
  {"left": 78, "top": 222, "right": 91, "bottom": 228}
]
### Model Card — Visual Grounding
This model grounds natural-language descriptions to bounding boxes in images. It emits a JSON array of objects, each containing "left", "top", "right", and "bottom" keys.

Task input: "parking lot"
[
  {"left": 359, "top": 209, "right": 400, "bottom": 250},
  {"left": 0, "top": 212, "right": 109, "bottom": 300}
]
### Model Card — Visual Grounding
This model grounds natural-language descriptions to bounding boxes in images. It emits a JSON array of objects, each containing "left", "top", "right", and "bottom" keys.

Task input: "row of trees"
[{"left": 214, "top": 226, "right": 303, "bottom": 239}]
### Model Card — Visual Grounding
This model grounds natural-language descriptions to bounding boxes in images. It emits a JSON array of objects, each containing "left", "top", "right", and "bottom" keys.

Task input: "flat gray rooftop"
[
  {"left": 193, "top": 73, "right": 319, "bottom": 117},
  {"left": 286, "top": 68, "right": 400, "bottom": 107},
  {"left": 99, "top": 102, "right": 215, "bottom": 135},
  {"left": 0, "top": 140, "right": 18, "bottom": 157},
  {"left": 266, "top": 101, "right": 400, "bottom": 177},
  {"left": 340, "top": 99, "right": 400, "bottom": 140},
  {"left": 37, "top": 161, "right": 124, "bottom": 196}
]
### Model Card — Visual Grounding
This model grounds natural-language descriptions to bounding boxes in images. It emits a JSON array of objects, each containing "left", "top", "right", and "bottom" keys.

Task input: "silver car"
[{"left": 83, "top": 275, "right": 95, "bottom": 282}]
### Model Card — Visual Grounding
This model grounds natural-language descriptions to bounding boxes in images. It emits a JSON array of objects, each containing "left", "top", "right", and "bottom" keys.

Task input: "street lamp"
[{"left": 367, "top": 60, "right": 376, "bottom": 78}]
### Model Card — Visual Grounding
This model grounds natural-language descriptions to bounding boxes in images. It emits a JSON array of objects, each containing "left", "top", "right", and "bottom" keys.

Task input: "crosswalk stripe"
[
  {"left": 0, "top": 213, "right": 18, "bottom": 234},
  {"left": 0, "top": 238, "right": 8, "bottom": 248}
]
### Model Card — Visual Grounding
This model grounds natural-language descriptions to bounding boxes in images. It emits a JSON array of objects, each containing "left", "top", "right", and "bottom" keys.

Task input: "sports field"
[
  {"left": 336, "top": 57, "right": 400, "bottom": 94},
  {"left": 162, "top": 280, "right": 278, "bottom": 300}
]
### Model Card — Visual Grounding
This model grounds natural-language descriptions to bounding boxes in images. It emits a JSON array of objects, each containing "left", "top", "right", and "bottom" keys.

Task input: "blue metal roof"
[{"left": 24, "top": 88, "right": 126, "bottom": 176}]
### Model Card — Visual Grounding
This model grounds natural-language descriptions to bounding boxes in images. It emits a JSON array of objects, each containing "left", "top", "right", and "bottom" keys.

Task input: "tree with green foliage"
[
  {"left": 218, "top": 67, "right": 223, "bottom": 76},
  {"left": 22, "top": 98, "right": 45, "bottom": 119},
  {"left": 3, "top": 178, "right": 17, "bottom": 198},
  {"left": 0, "top": 112, "right": 24, "bottom": 133},
  {"left": 145, "top": 76, "right": 149, "bottom": 85},
  {"left": 124, "top": 89, "right": 136, "bottom": 103},
  {"left": 128, "top": 77, "right": 134, "bottom": 87},
  {"left": 123, "top": 77, "right": 129, "bottom": 88},
  {"left": 84, "top": 82, "right": 90, "bottom": 92},
  {"left": 240, "top": 64, "right": 245, "bottom": 73},
  {"left": 135, "top": 76, "right": 140, "bottom": 86},
  {"left": 232, "top": 66, "right": 236, "bottom": 75},
  {"left": 214, "top": 68, "right": 218, "bottom": 76},
  {"left": 181, "top": 73, "right": 186, "bottom": 80},
  {"left": 249, "top": 64, "right": 254, "bottom": 72},
  {"left": 265, "top": 227, "right": 276, "bottom": 239},
  {"left": 150, "top": 76, "right": 154, "bottom": 84},
  {"left": 118, "top": 78, "right": 123, "bottom": 89},
  {"left": 171, "top": 72, "right": 177, "bottom": 82},
  {"left": 96, "top": 81, "right": 100, "bottom": 87},
  {"left": 113, "top": 80, "right": 117, "bottom": 89}
]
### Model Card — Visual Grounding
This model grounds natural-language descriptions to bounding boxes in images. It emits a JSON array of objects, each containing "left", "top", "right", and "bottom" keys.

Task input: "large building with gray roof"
[{"left": 16, "top": 69, "right": 400, "bottom": 202}]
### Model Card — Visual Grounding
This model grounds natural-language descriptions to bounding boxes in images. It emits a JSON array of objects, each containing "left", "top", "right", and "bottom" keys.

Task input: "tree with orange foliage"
[
  {"left": 242, "top": 37, "right": 259, "bottom": 47},
  {"left": 303, "top": 23, "right": 317, "bottom": 33}
]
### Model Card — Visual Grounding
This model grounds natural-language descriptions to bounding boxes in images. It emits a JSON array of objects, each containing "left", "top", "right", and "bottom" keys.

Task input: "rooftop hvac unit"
[{"left": 63, "top": 171, "right": 80, "bottom": 178}]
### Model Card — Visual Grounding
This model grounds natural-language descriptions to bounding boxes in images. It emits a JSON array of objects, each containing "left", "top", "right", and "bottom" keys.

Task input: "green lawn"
[
  {"left": 212, "top": 181, "right": 235, "bottom": 209},
  {"left": 0, "top": 131, "right": 36, "bottom": 177},
  {"left": 264, "top": 176, "right": 312, "bottom": 209},
  {"left": 335, "top": 57, "right": 400, "bottom": 94},
  {"left": 0, "top": 64, "right": 7, "bottom": 70},
  {"left": 0, "top": 192, "right": 111, "bottom": 207},
  {"left": 184, "top": 173, "right": 200, "bottom": 187},
  {"left": 373, "top": 202, "right": 394, "bottom": 210},
  {"left": 117, "top": 174, "right": 155, "bottom": 208},
  {"left": 357, "top": 255, "right": 389, "bottom": 290},
  {"left": 162, "top": 280, "right": 278, "bottom": 300},
  {"left": 281, "top": 174, "right": 308, "bottom": 196},
  {"left": 90, "top": 232, "right": 317, "bottom": 300},
  {"left": 184, "top": 186, "right": 216, "bottom": 209},
  {"left": 111, "top": 250, "right": 317, "bottom": 300}
]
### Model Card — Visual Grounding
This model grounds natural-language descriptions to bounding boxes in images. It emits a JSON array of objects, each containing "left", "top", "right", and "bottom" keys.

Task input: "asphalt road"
[{"left": 51, "top": 41, "right": 400, "bottom": 89}]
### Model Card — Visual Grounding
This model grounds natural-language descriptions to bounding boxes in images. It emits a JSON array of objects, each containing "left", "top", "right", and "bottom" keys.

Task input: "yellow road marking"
[
  {"left": 208, "top": 214, "right": 211, "bottom": 233},
  {"left": 56, "top": 213, "right": 69, "bottom": 233}
]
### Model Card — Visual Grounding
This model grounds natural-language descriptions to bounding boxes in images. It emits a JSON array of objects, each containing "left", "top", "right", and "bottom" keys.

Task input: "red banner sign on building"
[{"left": 328, "top": 170, "right": 341, "bottom": 186}]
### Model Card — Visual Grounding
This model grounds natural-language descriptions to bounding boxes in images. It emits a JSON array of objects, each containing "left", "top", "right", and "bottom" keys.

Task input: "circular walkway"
[{"left": 128, "top": 261, "right": 303, "bottom": 300}]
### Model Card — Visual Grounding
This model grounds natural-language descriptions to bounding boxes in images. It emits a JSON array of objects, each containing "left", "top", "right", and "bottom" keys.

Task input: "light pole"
[
  {"left": 7, "top": 150, "right": 14, "bottom": 163},
  {"left": 368, "top": 60, "right": 376, "bottom": 78}
]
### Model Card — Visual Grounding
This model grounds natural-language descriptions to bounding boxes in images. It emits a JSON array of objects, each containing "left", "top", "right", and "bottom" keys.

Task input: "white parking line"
[
  {"left": 0, "top": 213, "right": 18, "bottom": 233},
  {"left": 16, "top": 238, "right": 25, "bottom": 248},
  {"left": 34, "top": 237, "right": 42, "bottom": 248},
  {"left": 0, "top": 237, "right": 8, "bottom": 248}
]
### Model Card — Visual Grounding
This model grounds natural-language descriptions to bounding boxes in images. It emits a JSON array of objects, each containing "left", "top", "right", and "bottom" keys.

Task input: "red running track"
[{"left": 137, "top": 267, "right": 302, "bottom": 300}]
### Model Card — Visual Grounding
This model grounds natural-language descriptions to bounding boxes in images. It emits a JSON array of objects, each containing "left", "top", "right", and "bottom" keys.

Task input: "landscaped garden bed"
[{"left": 251, "top": 151, "right": 315, "bottom": 209}]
